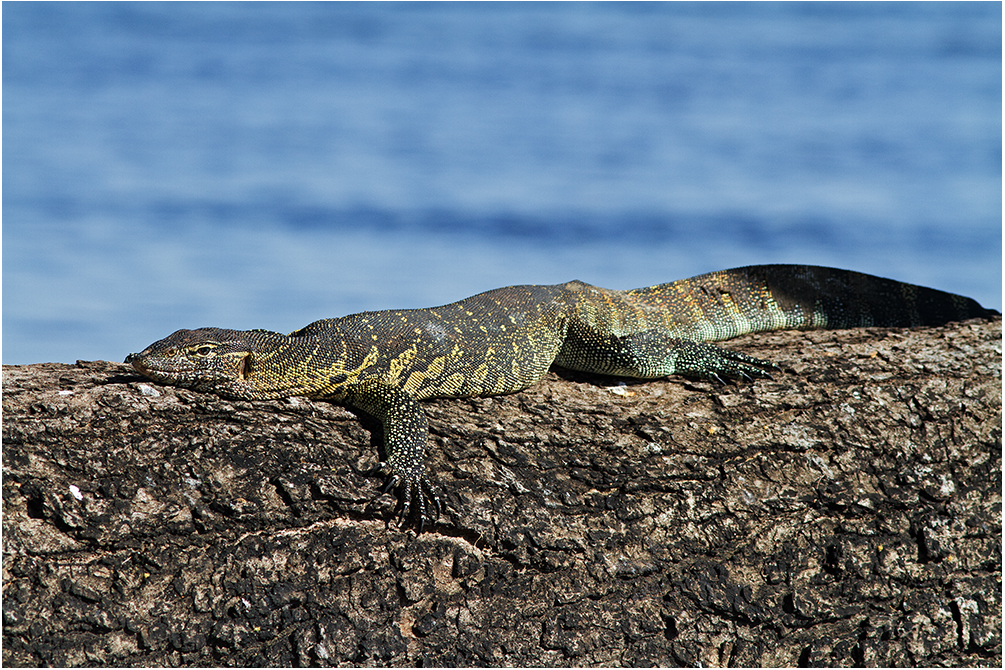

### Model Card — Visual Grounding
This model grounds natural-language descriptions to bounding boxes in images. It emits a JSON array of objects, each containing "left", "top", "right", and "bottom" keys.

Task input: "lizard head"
[{"left": 126, "top": 328, "right": 274, "bottom": 397}]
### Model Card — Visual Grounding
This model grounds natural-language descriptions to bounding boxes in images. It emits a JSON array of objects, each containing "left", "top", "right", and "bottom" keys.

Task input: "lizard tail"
[{"left": 629, "top": 264, "right": 998, "bottom": 341}]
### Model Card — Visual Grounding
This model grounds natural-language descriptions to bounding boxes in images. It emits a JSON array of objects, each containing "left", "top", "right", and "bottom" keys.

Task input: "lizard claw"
[
  {"left": 376, "top": 462, "right": 442, "bottom": 531},
  {"left": 673, "top": 341, "right": 778, "bottom": 382}
]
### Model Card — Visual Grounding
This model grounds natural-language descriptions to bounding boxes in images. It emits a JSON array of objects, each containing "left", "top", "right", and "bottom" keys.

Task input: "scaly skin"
[{"left": 126, "top": 265, "right": 998, "bottom": 528}]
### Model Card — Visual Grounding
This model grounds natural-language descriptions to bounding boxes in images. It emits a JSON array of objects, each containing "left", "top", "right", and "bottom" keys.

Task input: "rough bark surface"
[{"left": 3, "top": 319, "right": 1001, "bottom": 667}]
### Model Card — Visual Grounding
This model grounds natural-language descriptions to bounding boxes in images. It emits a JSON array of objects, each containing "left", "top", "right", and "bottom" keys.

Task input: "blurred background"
[{"left": 3, "top": 2, "right": 1001, "bottom": 365}]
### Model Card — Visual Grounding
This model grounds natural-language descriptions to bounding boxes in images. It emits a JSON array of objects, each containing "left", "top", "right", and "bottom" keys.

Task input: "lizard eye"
[{"left": 193, "top": 345, "right": 215, "bottom": 357}]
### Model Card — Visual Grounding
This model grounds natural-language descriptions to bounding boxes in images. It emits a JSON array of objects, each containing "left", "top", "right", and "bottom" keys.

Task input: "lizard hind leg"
[
  {"left": 557, "top": 329, "right": 778, "bottom": 382},
  {"left": 662, "top": 338, "right": 779, "bottom": 383}
]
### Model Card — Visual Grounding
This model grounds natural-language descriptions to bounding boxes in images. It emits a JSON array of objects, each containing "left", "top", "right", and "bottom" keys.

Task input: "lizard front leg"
[{"left": 346, "top": 381, "right": 441, "bottom": 529}]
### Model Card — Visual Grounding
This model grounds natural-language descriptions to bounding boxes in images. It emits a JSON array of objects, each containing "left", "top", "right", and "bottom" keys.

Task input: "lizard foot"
[
  {"left": 673, "top": 341, "right": 779, "bottom": 383},
  {"left": 377, "top": 463, "right": 442, "bottom": 531}
]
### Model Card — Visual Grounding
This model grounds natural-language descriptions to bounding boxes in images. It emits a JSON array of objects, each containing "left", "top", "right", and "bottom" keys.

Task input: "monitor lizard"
[{"left": 125, "top": 264, "right": 999, "bottom": 529}]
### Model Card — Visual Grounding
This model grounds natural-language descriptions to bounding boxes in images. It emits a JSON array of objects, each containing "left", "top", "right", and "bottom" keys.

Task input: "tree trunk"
[{"left": 3, "top": 319, "right": 1001, "bottom": 667}]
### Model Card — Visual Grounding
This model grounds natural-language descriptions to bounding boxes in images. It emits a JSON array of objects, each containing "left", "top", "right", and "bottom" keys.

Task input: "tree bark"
[{"left": 3, "top": 319, "right": 1001, "bottom": 667}]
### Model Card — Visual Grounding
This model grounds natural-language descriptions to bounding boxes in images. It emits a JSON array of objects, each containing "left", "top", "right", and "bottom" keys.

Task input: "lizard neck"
[{"left": 239, "top": 329, "right": 374, "bottom": 400}]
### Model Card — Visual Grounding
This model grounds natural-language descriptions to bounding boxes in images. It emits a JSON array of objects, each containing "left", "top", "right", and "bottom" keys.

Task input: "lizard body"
[{"left": 126, "top": 265, "right": 998, "bottom": 527}]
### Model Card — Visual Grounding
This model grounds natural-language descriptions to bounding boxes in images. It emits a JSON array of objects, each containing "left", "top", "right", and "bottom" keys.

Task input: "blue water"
[{"left": 3, "top": 2, "right": 1001, "bottom": 365}]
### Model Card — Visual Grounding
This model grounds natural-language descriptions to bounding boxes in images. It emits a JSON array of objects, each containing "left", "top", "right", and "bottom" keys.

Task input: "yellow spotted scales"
[{"left": 127, "top": 264, "right": 998, "bottom": 528}]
